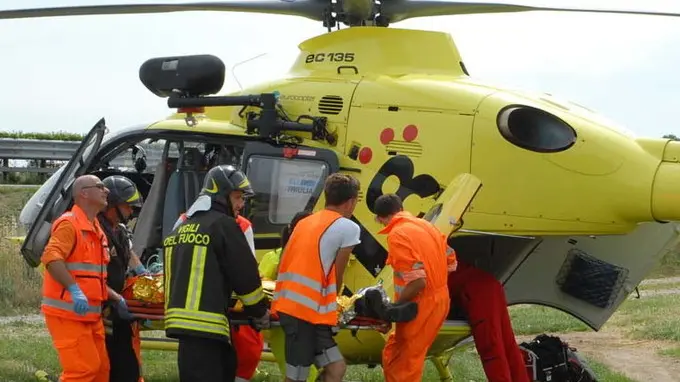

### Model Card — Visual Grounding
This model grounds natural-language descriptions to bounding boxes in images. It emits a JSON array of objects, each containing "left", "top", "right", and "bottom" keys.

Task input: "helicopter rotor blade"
[
  {"left": 2, "top": 1, "right": 680, "bottom": 27},
  {"left": 380, "top": 1, "right": 680, "bottom": 24},
  {"left": 0, "top": 1, "right": 329, "bottom": 22}
]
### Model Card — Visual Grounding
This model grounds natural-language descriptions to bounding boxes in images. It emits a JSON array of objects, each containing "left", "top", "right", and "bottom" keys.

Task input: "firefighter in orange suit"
[
  {"left": 173, "top": 187, "right": 263, "bottom": 382},
  {"left": 373, "top": 193, "right": 458, "bottom": 382},
  {"left": 271, "top": 173, "right": 362, "bottom": 382},
  {"left": 40, "top": 174, "right": 133, "bottom": 382}
]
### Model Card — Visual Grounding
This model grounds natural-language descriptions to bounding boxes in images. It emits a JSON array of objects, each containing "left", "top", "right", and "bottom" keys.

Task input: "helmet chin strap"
[
  {"left": 214, "top": 196, "right": 235, "bottom": 218},
  {"left": 115, "top": 205, "right": 129, "bottom": 225}
]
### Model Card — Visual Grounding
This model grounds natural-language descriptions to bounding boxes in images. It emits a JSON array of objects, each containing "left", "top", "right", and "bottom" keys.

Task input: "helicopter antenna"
[{"left": 231, "top": 52, "right": 268, "bottom": 91}]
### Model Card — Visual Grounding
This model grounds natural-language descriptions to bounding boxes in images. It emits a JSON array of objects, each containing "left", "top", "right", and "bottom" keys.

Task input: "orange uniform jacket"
[
  {"left": 379, "top": 211, "right": 452, "bottom": 382},
  {"left": 41, "top": 204, "right": 110, "bottom": 321},
  {"left": 41, "top": 204, "right": 112, "bottom": 382}
]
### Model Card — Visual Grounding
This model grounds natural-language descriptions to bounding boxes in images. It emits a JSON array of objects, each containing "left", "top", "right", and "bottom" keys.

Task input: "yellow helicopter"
[{"left": 6, "top": 1, "right": 680, "bottom": 380}]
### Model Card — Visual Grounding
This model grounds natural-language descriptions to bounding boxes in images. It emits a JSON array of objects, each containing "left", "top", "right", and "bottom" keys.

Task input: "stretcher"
[{"left": 123, "top": 299, "right": 392, "bottom": 333}]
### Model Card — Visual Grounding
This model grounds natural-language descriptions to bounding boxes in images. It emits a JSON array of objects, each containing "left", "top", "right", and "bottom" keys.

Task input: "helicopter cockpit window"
[
  {"left": 245, "top": 155, "right": 328, "bottom": 233},
  {"left": 99, "top": 138, "right": 166, "bottom": 174},
  {"left": 497, "top": 105, "right": 577, "bottom": 153}
]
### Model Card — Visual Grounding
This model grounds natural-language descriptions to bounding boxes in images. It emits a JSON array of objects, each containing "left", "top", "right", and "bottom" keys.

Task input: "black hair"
[
  {"left": 374, "top": 193, "right": 403, "bottom": 218},
  {"left": 280, "top": 210, "right": 313, "bottom": 248},
  {"left": 324, "top": 173, "right": 360, "bottom": 206}
]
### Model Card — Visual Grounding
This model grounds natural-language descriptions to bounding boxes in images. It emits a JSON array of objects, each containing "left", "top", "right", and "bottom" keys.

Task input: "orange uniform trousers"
[
  {"left": 382, "top": 287, "right": 450, "bottom": 382},
  {"left": 45, "top": 314, "right": 110, "bottom": 382},
  {"left": 232, "top": 324, "right": 265, "bottom": 380},
  {"left": 131, "top": 322, "right": 145, "bottom": 382}
]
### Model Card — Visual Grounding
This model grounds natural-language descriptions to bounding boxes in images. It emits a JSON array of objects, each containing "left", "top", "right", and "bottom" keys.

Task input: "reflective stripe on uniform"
[
  {"left": 41, "top": 297, "right": 102, "bottom": 314},
  {"left": 164, "top": 246, "right": 173, "bottom": 311},
  {"left": 164, "top": 318, "right": 229, "bottom": 337},
  {"left": 272, "top": 290, "right": 337, "bottom": 315},
  {"left": 184, "top": 245, "right": 208, "bottom": 310},
  {"left": 65, "top": 262, "right": 105, "bottom": 273},
  {"left": 165, "top": 308, "right": 230, "bottom": 337},
  {"left": 277, "top": 272, "right": 337, "bottom": 297},
  {"left": 286, "top": 364, "right": 311, "bottom": 381},
  {"left": 314, "top": 346, "right": 343, "bottom": 368},
  {"left": 236, "top": 286, "right": 265, "bottom": 306}
]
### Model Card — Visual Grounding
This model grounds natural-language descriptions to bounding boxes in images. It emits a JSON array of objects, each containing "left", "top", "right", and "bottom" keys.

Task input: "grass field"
[{"left": 2, "top": 185, "right": 680, "bottom": 381}]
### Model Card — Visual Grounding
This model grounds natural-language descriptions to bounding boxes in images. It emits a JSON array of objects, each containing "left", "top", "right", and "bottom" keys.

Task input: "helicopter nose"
[{"left": 651, "top": 140, "right": 680, "bottom": 222}]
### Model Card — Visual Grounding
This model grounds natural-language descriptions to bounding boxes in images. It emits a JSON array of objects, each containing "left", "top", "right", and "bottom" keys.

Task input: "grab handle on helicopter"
[{"left": 337, "top": 65, "right": 359, "bottom": 75}]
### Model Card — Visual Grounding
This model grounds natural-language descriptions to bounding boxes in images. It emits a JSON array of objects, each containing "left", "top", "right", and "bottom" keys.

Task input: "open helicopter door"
[
  {"left": 420, "top": 173, "right": 482, "bottom": 356},
  {"left": 422, "top": 173, "right": 483, "bottom": 237},
  {"left": 20, "top": 118, "right": 107, "bottom": 268}
]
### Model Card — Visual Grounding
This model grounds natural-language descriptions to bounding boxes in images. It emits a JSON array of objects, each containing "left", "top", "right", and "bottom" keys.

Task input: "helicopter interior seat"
[
  {"left": 161, "top": 147, "right": 209, "bottom": 239},
  {"left": 131, "top": 156, "right": 178, "bottom": 264}
]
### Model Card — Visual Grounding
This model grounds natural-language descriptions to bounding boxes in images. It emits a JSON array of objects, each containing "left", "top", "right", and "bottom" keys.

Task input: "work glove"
[
  {"left": 251, "top": 310, "right": 271, "bottom": 331},
  {"left": 67, "top": 284, "right": 89, "bottom": 316},
  {"left": 115, "top": 298, "right": 135, "bottom": 321},
  {"left": 132, "top": 264, "right": 149, "bottom": 276}
]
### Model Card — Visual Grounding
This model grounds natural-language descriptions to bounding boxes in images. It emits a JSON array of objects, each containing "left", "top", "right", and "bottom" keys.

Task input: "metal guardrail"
[
  {"left": 0, "top": 138, "right": 165, "bottom": 176},
  {"left": 0, "top": 139, "right": 82, "bottom": 161}
]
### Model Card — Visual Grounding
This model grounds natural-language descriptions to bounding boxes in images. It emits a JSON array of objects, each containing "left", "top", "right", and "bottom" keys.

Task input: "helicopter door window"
[
  {"left": 497, "top": 105, "right": 577, "bottom": 153},
  {"left": 245, "top": 155, "right": 329, "bottom": 233}
]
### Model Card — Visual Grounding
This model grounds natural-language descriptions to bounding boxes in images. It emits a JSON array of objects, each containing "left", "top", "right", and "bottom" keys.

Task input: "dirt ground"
[
  {"left": 517, "top": 329, "right": 680, "bottom": 382},
  {"left": 514, "top": 277, "right": 680, "bottom": 382}
]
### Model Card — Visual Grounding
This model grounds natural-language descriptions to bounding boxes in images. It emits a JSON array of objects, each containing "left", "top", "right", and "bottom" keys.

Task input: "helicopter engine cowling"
[{"left": 651, "top": 140, "right": 680, "bottom": 222}]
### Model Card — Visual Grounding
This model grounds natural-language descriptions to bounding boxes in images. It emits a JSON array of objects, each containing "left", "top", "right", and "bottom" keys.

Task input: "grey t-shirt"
[{"left": 319, "top": 217, "right": 362, "bottom": 277}]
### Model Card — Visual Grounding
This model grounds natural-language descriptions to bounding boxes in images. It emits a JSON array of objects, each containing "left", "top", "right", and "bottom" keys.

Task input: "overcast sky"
[{"left": 1, "top": 0, "right": 679, "bottom": 139}]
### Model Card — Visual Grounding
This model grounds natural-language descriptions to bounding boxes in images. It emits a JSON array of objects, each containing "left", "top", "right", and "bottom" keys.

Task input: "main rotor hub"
[{"left": 325, "top": 0, "right": 389, "bottom": 28}]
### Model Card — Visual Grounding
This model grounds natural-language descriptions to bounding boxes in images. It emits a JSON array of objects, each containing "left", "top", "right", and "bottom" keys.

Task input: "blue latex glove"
[
  {"left": 133, "top": 264, "right": 149, "bottom": 276},
  {"left": 67, "top": 284, "right": 89, "bottom": 316},
  {"left": 115, "top": 298, "right": 135, "bottom": 321}
]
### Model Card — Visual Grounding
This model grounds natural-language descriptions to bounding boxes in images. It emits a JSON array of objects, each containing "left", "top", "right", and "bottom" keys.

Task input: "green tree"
[{"left": 663, "top": 134, "right": 680, "bottom": 141}]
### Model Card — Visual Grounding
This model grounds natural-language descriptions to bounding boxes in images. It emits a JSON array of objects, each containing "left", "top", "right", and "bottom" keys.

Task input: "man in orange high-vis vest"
[
  {"left": 40, "top": 175, "right": 133, "bottom": 382},
  {"left": 173, "top": 194, "right": 263, "bottom": 382},
  {"left": 271, "top": 173, "right": 362, "bottom": 382},
  {"left": 373, "top": 194, "right": 456, "bottom": 382}
]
